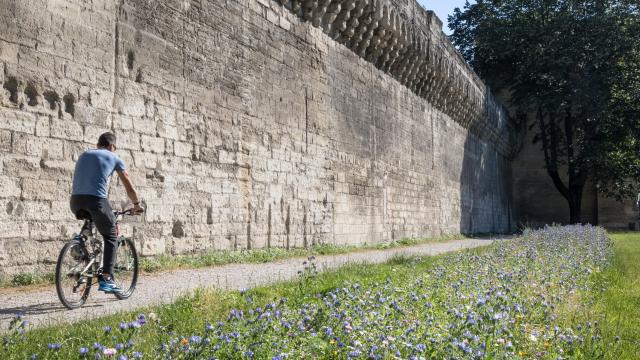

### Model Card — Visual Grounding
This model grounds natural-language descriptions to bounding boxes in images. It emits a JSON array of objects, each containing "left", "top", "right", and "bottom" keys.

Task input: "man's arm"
[{"left": 116, "top": 170, "right": 142, "bottom": 212}]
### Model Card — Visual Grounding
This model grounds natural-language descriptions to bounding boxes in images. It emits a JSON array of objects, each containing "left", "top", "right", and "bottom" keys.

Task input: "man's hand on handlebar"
[{"left": 132, "top": 203, "right": 144, "bottom": 214}]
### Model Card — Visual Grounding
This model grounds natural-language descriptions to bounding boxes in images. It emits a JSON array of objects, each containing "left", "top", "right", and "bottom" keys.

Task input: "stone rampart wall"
[{"left": 0, "top": 0, "right": 515, "bottom": 277}]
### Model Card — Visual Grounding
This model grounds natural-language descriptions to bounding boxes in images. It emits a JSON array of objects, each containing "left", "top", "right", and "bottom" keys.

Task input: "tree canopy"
[{"left": 449, "top": 0, "right": 640, "bottom": 223}]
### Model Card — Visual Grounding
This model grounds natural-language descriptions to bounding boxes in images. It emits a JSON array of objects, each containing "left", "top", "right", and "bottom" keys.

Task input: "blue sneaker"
[{"left": 98, "top": 277, "right": 122, "bottom": 293}]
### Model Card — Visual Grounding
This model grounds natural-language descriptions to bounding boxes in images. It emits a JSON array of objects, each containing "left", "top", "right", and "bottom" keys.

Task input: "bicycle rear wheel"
[
  {"left": 55, "top": 240, "right": 93, "bottom": 309},
  {"left": 113, "top": 237, "right": 138, "bottom": 300}
]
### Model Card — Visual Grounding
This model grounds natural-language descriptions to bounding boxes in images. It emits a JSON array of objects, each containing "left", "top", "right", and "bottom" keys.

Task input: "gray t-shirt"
[{"left": 71, "top": 149, "right": 125, "bottom": 198}]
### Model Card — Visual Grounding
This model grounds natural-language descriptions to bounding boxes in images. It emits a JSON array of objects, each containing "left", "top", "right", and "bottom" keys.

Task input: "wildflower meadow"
[{"left": 2, "top": 225, "right": 638, "bottom": 359}]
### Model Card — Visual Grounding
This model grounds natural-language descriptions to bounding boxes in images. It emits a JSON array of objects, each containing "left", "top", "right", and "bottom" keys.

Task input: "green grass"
[
  {"left": 3, "top": 228, "right": 637, "bottom": 359},
  {"left": 2, "top": 250, "right": 470, "bottom": 359},
  {"left": 0, "top": 272, "right": 55, "bottom": 288},
  {"left": 557, "top": 231, "right": 640, "bottom": 359},
  {"left": 0, "top": 233, "right": 468, "bottom": 289}
]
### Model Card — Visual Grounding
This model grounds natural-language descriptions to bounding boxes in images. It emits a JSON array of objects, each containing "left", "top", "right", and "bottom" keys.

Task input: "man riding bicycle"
[{"left": 70, "top": 132, "right": 142, "bottom": 294}]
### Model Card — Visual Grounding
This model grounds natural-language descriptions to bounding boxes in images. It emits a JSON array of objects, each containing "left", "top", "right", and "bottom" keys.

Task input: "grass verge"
[
  {"left": 557, "top": 231, "right": 640, "bottom": 359},
  {"left": 0, "top": 233, "right": 469, "bottom": 289},
  {"left": 0, "top": 272, "right": 55, "bottom": 288}
]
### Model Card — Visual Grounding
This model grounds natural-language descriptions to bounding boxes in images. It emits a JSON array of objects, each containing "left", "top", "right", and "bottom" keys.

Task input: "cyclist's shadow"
[{"left": 0, "top": 300, "right": 105, "bottom": 317}]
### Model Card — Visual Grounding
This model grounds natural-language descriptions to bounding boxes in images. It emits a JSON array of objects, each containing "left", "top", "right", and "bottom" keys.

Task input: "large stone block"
[
  {"left": 157, "top": 121, "right": 178, "bottom": 140},
  {"left": 0, "top": 237, "right": 40, "bottom": 266},
  {"left": 173, "top": 140, "right": 193, "bottom": 158},
  {"left": 0, "top": 221, "right": 29, "bottom": 239},
  {"left": 0, "top": 175, "right": 21, "bottom": 198},
  {"left": 50, "top": 200, "right": 73, "bottom": 221},
  {"left": 135, "top": 224, "right": 166, "bottom": 256},
  {"left": 35, "top": 238, "right": 64, "bottom": 263},
  {"left": 115, "top": 130, "right": 141, "bottom": 151},
  {"left": 11, "top": 200, "right": 51, "bottom": 221},
  {"left": 2, "top": 155, "right": 41, "bottom": 178},
  {"left": 83, "top": 124, "right": 112, "bottom": 144},
  {"left": 12, "top": 133, "right": 64, "bottom": 159},
  {"left": 21, "top": 178, "right": 67, "bottom": 201},
  {"left": 141, "top": 135, "right": 165, "bottom": 154},
  {"left": 116, "top": 96, "right": 146, "bottom": 117},
  {"left": 0, "top": 129, "right": 11, "bottom": 152},
  {"left": 0, "top": 108, "right": 36, "bottom": 134},
  {"left": 50, "top": 118, "right": 84, "bottom": 140},
  {"left": 35, "top": 115, "right": 50, "bottom": 137},
  {"left": 0, "top": 41, "right": 19, "bottom": 64},
  {"left": 144, "top": 202, "right": 174, "bottom": 222}
]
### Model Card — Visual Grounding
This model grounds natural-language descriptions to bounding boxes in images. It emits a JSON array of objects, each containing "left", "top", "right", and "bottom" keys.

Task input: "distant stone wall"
[{"left": 0, "top": 0, "right": 515, "bottom": 277}]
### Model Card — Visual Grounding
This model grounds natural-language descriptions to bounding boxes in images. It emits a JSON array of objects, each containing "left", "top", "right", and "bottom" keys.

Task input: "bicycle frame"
[
  {"left": 73, "top": 209, "right": 139, "bottom": 278},
  {"left": 56, "top": 207, "right": 142, "bottom": 309}
]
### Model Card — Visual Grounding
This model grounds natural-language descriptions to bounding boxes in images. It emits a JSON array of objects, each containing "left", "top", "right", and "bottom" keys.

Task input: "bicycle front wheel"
[
  {"left": 113, "top": 237, "right": 138, "bottom": 300},
  {"left": 55, "top": 240, "right": 93, "bottom": 309}
]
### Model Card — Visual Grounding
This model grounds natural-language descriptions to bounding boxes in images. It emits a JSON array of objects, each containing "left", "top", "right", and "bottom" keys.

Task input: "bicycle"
[{"left": 55, "top": 209, "right": 141, "bottom": 309}]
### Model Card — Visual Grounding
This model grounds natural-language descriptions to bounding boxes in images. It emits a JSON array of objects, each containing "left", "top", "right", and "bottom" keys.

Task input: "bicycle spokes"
[
  {"left": 57, "top": 214, "right": 140, "bottom": 308},
  {"left": 56, "top": 242, "right": 93, "bottom": 309},
  {"left": 113, "top": 238, "right": 139, "bottom": 299}
]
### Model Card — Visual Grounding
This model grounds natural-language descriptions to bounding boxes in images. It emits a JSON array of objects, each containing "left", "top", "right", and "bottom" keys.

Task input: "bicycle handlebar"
[{"left": 114, "top": 208, "right": 145, "bottom": 217}]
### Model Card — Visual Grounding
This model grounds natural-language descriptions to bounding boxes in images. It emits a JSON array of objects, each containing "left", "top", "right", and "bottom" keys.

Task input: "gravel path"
[{"left": 0, "top": 238, "right": 495, "bottom": 331}]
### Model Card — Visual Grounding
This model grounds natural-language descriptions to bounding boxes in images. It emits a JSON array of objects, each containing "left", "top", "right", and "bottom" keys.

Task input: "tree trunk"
[
  {"left": 537, "top": 107, "right": 588, "bottom": 224},
  {"left": 568, "top": 185, "right": 583, "bottom": 224}
]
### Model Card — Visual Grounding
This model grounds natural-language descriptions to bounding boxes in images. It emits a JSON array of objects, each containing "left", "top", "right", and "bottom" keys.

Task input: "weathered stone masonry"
[{"left": 0, "top": 0, "right": 515, "bottom": 277}]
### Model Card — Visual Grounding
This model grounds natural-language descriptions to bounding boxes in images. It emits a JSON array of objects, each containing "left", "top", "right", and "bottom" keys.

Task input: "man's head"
[{"left": 97, "top": 132, "right": 117, "bottom": 152}]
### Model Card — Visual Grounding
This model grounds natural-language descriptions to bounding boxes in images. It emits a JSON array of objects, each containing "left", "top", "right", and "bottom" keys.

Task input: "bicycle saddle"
[{"left": 74, "top": 209, "right": 92, "bottom": 221}]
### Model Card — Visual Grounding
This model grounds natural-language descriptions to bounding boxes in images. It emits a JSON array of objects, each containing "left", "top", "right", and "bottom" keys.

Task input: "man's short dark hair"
[{"left": 97, "top": 132, "right": 116, "bottom": 148}]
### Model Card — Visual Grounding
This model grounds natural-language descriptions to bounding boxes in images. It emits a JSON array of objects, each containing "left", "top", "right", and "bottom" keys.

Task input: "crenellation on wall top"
[{"left": 273, "top": 0, "right": 514, "bottom": 155}]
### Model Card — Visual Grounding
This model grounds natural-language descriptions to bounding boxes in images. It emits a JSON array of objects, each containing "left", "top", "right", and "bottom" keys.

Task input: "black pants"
[{"left": 70, "top": 195, "right": 117, "bottom": 275}]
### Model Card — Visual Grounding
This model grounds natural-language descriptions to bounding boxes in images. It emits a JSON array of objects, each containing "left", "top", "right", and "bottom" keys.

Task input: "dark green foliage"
[{"left": 449, "top": 0, "right": 640, "bottom": 222}]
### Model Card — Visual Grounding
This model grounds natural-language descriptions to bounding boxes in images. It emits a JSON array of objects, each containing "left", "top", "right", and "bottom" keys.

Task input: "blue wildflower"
[
  {"left": 128, "top": 321, "right": 140, "bottom": 328},
  {"left": 190, "top": 335, "right": 202, "bottom": 344}
]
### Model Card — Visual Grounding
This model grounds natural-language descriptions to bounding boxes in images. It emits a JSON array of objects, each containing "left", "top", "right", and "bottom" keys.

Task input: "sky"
[{"left": 417, "top": 0, "right": 475, "bottom": 34}]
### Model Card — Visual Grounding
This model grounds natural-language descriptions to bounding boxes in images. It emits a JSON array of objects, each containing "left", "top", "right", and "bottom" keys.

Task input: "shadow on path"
[{"left": 0, "top": 298, "right": 115, "bottom": 323}]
